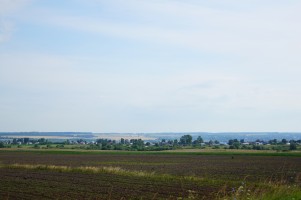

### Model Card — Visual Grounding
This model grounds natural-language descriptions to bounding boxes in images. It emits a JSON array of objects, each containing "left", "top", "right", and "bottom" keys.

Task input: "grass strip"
[{"left": 1, "top": 148, "right": 301, "bottom": 157}]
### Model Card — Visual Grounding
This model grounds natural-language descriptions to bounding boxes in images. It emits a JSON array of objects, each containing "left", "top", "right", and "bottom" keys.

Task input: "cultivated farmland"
[{"left": 0, "top": 150, "right": 301, "bottom": 199}]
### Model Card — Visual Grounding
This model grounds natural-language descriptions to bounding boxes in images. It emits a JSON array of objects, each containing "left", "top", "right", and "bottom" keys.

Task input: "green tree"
[
  {"left": 281, "top": 139, "right": 287, "bottom": 144},
  {"left": 290, "top": 142, "right": 297, "bottom": 150},
  {"left": 229, "top": 139, "right": 240, "bottom": 149},
  {"left": 228, "top": 139, "right": 239, "bottom": 146},
  {"left": 180, "top": 135, "right": 192, "bottom": 146},
  {"left": 12, "top": 138, "right": 17, "bottom": 145},
  {"left": 194, "top": 136, "right": 204, "bottom": 144},
  {"left": 38, "top": 138, "right": 48, "bottom": 145},
  {"left": 269, "top": 139, "right": 277, "bottom": 145},
  {"left": 23, "top": 138, "right": 30, "bottom": 144}
]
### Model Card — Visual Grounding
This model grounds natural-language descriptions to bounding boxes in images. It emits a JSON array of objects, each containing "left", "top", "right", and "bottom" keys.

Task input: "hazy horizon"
[{"left": 1, "top": 1, "right": 301, "bottom": 132}]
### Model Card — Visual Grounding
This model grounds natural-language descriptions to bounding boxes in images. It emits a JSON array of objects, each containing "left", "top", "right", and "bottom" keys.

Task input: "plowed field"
[{"left": 0, "top": 151, "right": 300, "bottom": 199}]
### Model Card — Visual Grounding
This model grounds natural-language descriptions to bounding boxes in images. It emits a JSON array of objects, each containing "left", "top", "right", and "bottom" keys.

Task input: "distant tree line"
[
  {"left": 226, "top": 138, "right": 300, "bottom": 151},
  {"left": 0, "top": 135, "right": 300, "bottom": 151}
]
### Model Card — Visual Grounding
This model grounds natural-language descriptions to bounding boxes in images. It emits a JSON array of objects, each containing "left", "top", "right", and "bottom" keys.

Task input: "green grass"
[
  {"left": 1, "top": 148, "right": 301, "bottom": 157},
  {"left": 218, "top": 182, "right": 301, "bottom": 200}
]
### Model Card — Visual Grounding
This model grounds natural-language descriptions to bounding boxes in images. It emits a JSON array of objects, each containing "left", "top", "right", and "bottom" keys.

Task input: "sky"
[{"left": 0, "top": 0, "right": 301, "bottom": 132}]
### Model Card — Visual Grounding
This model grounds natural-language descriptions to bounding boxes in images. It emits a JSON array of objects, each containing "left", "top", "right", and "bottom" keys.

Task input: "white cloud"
[
  {"left": 1, "top": 1, "right": 301, "bottom": 131},
  {"left": 0, "top": 0, "right": 31, "bottom": 43},
  {"left": 0, "top": 0, "right": 31, "bottom": 14},
  {"left": 0, "top": 19, "right": 14, "bottom": 42},
  {"left": 27, "top": 0, "right": 301, "bottom": 63},
  {"left": 1, "top": 51, "right": 301, "bottom": 130}
]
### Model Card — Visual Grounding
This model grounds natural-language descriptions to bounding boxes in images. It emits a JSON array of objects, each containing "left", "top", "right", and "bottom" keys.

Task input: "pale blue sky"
[{"left": 0, "top": 0, "right": 301, "bottom": 132}]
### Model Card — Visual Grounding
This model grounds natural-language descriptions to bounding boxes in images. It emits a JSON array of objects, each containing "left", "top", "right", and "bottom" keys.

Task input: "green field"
[{"left": 0, "top": 149, "right": 301, "bottom": 199}]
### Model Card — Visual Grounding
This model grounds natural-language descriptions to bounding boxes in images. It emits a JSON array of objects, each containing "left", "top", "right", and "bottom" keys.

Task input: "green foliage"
[
  {"left": 64, "top": 139, "right": 71, "bottom": 145},
  {"left": 241, "top": 145, "right": 251, "bottom": 150},
  {"left": 180, "top": 134, "right": 192, "bottom": 146},
  {"left": 55, "top": 144, "right": 64, "bottom": 149},
  {"left": 218, "top": 181, "right": 301, "bottom": 200},
  {"left": 272, "top": 145, "right": 283, "bottom": 151},
  {"left": 12, "top": 138, "right": 17, "bottom": 145},
  {"left": 193, "top": 136, "right": 204, "bottom": 145},
  {"left": 269, "top": 139, "right": 278, "bottom": 145},
  {"left": 281, "top": 139, "right": 287, "bottom": 144},
  {"left": 38, "top": 138, "right": 48, "bottom": 145},
  {"left": 252, "top": 145, "right": 265, "bottom": 150},
  {"left": 229, "top": 142, "right": 240, "bottom": 149},
  {"left": 22, "top": 138, "right": 29, "bottom": 144},
  {"left": 289, "top": 142, "right": 297, "bottom": 150}
]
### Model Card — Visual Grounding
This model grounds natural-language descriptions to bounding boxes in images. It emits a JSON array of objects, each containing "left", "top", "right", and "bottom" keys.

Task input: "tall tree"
[{"left": 180, "top": 135, "right": 192, "bottom": 145}]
